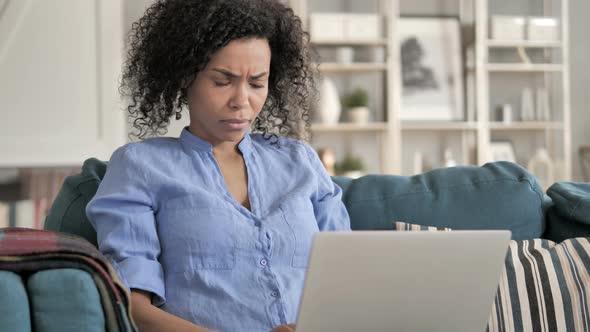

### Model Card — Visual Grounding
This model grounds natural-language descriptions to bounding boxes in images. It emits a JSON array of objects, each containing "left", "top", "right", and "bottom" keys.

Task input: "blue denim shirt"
[{"left": 86, "top": 128, "right": 351, "bottom": 332}]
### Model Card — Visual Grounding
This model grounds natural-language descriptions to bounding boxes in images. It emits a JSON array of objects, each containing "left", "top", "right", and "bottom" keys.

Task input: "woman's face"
[{"left": 186, "top": 38, "right": 271, "bottom": 146}]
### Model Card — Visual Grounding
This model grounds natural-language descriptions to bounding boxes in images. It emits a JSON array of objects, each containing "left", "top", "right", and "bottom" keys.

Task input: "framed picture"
[
  {"left": 398, "top": 17, "right": 464, "bottom": 121},
  {"left": 489, "top": 141, "right": 516, "bottom": 163}
]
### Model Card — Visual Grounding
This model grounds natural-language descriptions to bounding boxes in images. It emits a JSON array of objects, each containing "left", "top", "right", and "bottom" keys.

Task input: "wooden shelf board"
[
  {"left": 317, "top": 62, "right": 388, "bottom": 72},
  {"left": 311, "top": 39, "right": 388, "bottom": 46},
  {"left": 489, "top": 121, "right": 564, "bottom": 130},
  {"left": 487, "top": 39, "right": 562, "bottom": 48},
  {"left": 485, "top": 63, "right": 563, "bottom": 72},
  {"left": 401, "top": 121, "right": 478, "bottom": 131},
  {"left": 312, "top": 122, "right": 388, "bottom": 132}
]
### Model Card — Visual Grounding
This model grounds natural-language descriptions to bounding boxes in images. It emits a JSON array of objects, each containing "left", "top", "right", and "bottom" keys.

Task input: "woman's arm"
[
  {"left": 303, "top": 144, "right": 351, "bottom": 231},
  {"left": 131, "top": 290, "right": 214, "bottom": 332}
]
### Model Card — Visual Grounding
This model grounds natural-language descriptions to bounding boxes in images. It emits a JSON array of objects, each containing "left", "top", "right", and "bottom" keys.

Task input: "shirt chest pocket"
[
  {"left": 157, "top": 195, "right": 240, "bottom": 272},
  {"left": 280, "top": 197, "right": 319, "bottom": 268}
]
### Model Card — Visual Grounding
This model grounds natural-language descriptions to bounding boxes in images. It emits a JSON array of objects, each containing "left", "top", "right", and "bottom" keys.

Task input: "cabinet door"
[{"left": 0, "top": 0, "right": 125, "bottom": 166}]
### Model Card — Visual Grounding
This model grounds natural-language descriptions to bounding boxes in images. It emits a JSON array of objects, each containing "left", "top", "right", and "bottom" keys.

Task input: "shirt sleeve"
[
  {"left": 86, "top": 145, "right": 166, "bottom": 306},
  {"left": 303, "top": 144, "right": 352, "bottom": 232}
]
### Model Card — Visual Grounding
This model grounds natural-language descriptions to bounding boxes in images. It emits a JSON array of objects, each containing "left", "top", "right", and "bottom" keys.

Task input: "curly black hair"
[{"left": 122, "top": 0, "right": 317, "bottom": 142}]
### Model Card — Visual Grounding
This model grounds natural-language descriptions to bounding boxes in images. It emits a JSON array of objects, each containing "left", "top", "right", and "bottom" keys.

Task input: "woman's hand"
[{"left": 271, "top": 323, "right": 296, "bottom": 332}]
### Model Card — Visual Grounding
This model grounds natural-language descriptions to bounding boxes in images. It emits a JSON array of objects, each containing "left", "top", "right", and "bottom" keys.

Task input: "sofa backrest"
[
  {"left": 45, "top": 159, "right": 550, "bottom": 245},
  {"left": 332, "top": 162, "right": 548, "bottom": 240}
]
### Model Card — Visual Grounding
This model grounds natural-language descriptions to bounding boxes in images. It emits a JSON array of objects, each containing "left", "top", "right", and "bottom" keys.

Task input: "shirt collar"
[{"left": 179, "top": 127, "right": 252, "bottom": 156}]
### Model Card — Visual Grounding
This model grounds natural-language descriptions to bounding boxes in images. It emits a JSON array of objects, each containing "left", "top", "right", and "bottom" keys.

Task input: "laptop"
[{"left": 295, "top": 230, "right": 511, "bottom": 332}]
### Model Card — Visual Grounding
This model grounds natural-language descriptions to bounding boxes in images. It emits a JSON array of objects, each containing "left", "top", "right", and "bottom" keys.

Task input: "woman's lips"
[{"left": 220, "top": 119, "right": 250, "bottom": 130}]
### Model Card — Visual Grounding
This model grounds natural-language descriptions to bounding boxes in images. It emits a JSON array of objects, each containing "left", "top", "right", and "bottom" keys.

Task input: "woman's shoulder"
[{"left": 111, "top": 137, "right": 181, "bottom": 164}]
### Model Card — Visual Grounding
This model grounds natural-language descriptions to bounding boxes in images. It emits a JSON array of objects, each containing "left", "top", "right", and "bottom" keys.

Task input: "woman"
[{"left": 86, "top": 0, "right": 351, "bottom": 331}]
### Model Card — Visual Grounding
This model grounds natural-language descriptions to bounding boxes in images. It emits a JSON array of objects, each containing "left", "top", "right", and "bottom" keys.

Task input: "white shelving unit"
[
  {"left": 289, "top": 0, "right": 571, "bottom": 180},
  {"left": 474, "top": 0, "right": 571, "bottom": 184},
  {"left": 292, "top": 0, "right": 400, "bottom": 174}
]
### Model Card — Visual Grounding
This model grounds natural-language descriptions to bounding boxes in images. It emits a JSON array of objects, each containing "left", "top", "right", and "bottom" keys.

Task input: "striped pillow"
[
  {"left": 490, "top": 238, "right": 590, "bottom": 332},
  {"left": 393, "top": 221, "right": 590, "bottom": 332},
  {"left": 393, "top": 221, "right": 452, "bottom": 232}
]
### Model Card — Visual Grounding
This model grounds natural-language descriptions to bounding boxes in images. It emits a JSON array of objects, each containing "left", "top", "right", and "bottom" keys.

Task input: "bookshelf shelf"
[{"left": 317, "top": 62, "right": 388, "bottom": 72}]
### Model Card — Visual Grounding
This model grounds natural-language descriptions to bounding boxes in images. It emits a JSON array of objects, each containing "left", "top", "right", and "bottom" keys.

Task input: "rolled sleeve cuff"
[{"left": 109, "top": 256, "right": 166, "bottom": 306}]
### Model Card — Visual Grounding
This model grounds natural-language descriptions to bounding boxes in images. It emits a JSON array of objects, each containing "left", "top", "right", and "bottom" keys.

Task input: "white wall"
[
  {"left": 0, "top": 0, "right": 125, "bottom": 167},
  {"left": 569, "top": 0, "right": 590, "bottom": 181}
]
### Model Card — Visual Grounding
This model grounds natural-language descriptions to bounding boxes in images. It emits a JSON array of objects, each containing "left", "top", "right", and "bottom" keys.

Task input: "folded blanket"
[{"left": 0, "top": 227, "right": 136, "bottom": 332}]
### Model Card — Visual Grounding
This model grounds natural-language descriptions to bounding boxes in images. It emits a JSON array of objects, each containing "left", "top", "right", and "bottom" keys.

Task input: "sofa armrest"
[{"left": 543, "top": 182, "right": 590, "bottom": 242}]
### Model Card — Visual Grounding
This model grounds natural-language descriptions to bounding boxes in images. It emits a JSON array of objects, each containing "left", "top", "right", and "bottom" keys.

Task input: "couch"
[{"left": 2, "top": 157, "right": 589, "bottom": 331}]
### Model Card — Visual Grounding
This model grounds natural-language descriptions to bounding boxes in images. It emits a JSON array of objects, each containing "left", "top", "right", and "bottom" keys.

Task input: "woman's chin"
[{"left": 218, "top": 130, "right": 248, "bottom": 142}]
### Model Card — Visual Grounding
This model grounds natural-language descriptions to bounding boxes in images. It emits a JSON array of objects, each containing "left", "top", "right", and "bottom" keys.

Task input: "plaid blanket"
[{"left": 0, "top": 227, "right": 136, "bottom": 332}]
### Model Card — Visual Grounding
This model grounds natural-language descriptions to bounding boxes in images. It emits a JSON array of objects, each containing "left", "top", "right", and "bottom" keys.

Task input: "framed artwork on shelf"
[
  {"left": 489, "top": 141, "right": 516, "bottom": 163},
  {"left": 398, "top": 17, "right": 464, "bottom": 121}
]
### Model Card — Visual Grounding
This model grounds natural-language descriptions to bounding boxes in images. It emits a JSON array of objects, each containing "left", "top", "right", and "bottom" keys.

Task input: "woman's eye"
[
  {"left": 214, "top": 81, "right": 230, "bottom": 87},
  {"left": 250, "top": 83, "right": 265, "bottom": 89}
]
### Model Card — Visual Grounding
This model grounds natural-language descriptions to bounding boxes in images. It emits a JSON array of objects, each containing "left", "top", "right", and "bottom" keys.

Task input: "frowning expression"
[{"left": 186, "top": 38, "right": 271, "bottom": 145}]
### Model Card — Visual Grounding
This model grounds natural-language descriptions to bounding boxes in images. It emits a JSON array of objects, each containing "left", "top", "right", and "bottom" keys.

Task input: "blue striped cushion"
[
  {"left": 489, "top": 238, "right": 590, "bottom": 331},
  {"left": 393, "top": 221, "right": 452, "bottom": 232},
  {"left": 393, "top": 222, "right": 590, "bottom": 332}
]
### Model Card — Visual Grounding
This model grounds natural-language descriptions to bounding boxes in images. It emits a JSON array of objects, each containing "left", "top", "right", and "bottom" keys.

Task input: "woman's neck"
[
  {"left": 212, "top": 141, "right": 242, "bottom": 159},
  {"left": 186, "top": 125, "right": 244, "bottom": 157}
]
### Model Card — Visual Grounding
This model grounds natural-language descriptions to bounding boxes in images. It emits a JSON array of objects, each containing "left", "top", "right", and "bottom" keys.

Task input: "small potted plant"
[
  {"left": 335, "top": 153, "right": 365, "bottom": 178},
  {"left": 341, "top": 88, "right": 370, "bottom": 124}
]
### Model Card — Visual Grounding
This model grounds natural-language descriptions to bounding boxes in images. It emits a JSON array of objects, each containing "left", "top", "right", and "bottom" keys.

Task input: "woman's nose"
[{"left": 229, "top": 83, "right": 249, "bottom": 109}]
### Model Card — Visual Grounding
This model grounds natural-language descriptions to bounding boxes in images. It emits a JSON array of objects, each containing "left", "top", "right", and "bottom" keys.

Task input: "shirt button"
[
  {"left": 254, "top": 221, "right": 261, "bottom": 227},
  {"left": 271, "top": 291, "right": 280, "bottom": 298},
  {"left": 260, "top": 258, "right": 267, "bottom": 266}
]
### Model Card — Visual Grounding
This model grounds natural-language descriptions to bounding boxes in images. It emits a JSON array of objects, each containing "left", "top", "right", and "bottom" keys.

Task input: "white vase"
[
  {"left": 342, "top": 170, "right": 364, "bottom": 179},
  {"left": 443, "top": 148, "right": 457, "bottom": 167},
  {"left": 501, "top": 104, "right": 513, "bottom": 123},
  {"left": 336, "top": 47, "right": 354, "bottom": 64},
  {"left": 370, "top": 47, "right": 385, "bottom": 63},
  {"left": 536, "top": 88, "right": 551, "bottom": 121},
  {"left": 346, "top": 106, "right": 369, "bottom": 124},
  {"left": 318, "top": 78, "right": 341, "bottom": 124},
  {"left": 527, "top": 148, "right": 554, "bottom": 188},
  {"left": 413, "top": 151, "right": 423, "bottom": 174},
  {"left": 521, "top": 88, "right": 535, "bottom": 121}
]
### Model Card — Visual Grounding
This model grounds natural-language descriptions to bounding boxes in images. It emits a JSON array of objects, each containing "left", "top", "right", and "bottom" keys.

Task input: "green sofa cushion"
[
  {"left": 336, "top": 161, "right": 546, "bottom": 240},
  {"left": 543, "top": 182, "right": 590, "bottom": 242},
  {"left": 27, "top": 268, "right": 105, "bottom": 332},
  {"left": 0, "top": 271, "right": 31, "bottom": 332},
  {"left": 548, "top": 182, "right": 590, "bottom": 222},
  {"left": 45, "top": 158, "right": 106, "bottom": 246}
]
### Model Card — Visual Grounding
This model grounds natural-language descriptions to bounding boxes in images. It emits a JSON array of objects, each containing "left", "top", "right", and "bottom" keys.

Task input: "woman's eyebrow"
[
  {"left": 251, "top": 72, "right": 268, "bottom": 80},
  {"left": 211, "top": 68, "right": 268, "bottom": 79}
]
